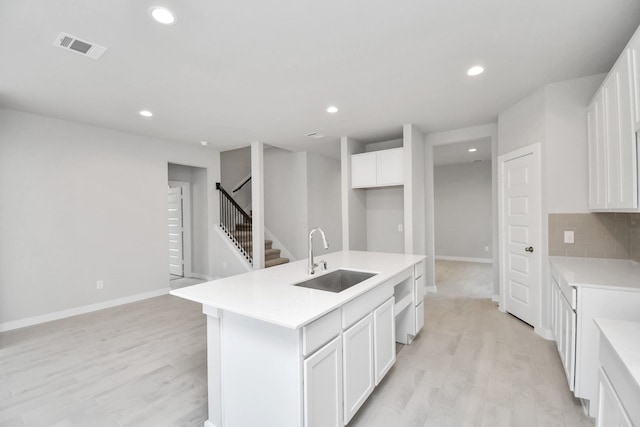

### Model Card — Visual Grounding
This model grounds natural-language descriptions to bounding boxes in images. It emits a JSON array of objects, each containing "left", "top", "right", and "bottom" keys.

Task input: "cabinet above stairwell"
[{"left": 351, "top": 147, "right": 404, "bottom": 188}]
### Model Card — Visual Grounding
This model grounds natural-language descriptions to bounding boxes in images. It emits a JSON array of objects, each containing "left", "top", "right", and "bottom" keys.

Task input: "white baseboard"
[
  {"left": 535, "top": 326, "right": 555, "bottom": 341},
  {"left": 491, "top": 294, "right": 500, "bottom": 303},
  {"left": 426, "top": 285, "right": 438, "bottom": 293},
  {"left": 0, "top": 288, "right": 169, "bottom": 332},
  {"left": 204, "top": 421, "right": 218, "bottom": 427},
  {"left": 190, "top": 273, "right": 215, "bottom": 281},
  {"left": 435, "top": 255, "right": 493, "bottom": 264}
]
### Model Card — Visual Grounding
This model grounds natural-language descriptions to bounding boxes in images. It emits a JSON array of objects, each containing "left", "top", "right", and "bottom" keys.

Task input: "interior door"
[
  {"left": 500, "top": 147, "right": 541, "bottom": 327},
  {"left": 168, "top": 186, "right": 184, "bottom": 277}
]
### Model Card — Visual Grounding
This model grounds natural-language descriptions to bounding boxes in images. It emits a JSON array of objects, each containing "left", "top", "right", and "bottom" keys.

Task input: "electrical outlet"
[
  {"left": 398, "top": 224, "right": 404, "bottom": 232},
  {"left": 484, "top": 246, "right": 489, "bottom": 252},
  {"left": 564, "top": 231, "right": 575, "bottom": 244},
  {"left": 222, "top": 261, "right": 228, "bottom": 269},
  {"left": 96, "top": 280, "right": 103, "bottom": 290}
]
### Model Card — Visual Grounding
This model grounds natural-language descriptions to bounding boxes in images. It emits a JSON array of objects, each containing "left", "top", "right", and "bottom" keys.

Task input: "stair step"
[
  {"left": 235, "top": 223, "right": 252, "bottom": 231},
  {"left": 265, "top": 257, "right": 290, "bottom": 268},
  {"left": 248, "top": 247, "right": 279, "bottom": 258}
]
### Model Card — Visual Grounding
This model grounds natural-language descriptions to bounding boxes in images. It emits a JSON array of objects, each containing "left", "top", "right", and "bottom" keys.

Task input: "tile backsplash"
[{"left": 549, "top": 213, "right": 640, "bottom": 262}]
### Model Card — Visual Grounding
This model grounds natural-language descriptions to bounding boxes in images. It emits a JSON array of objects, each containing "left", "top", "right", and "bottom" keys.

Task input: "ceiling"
[
  {"left": 1, "top": 1, "right": 639, "bottom": 159},
  {"left": 434, "top": 138, "right": 491, "bottom": 166}
]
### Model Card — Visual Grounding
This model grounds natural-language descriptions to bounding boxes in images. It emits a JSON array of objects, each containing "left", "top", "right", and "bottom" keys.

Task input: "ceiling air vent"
[
  {"left": 54, "top": 32, "right": 107, "bottom": 59},
  {"left": 305, "top": 132, "right": 325, "bottom": 139}
]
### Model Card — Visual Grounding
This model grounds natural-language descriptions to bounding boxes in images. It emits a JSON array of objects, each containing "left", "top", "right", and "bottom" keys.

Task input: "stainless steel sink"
[{"left": 293, "top": 269, "right": 377, "bottom": 293}]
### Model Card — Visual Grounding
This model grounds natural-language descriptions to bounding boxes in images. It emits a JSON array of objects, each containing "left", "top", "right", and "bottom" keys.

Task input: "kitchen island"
[{"left": 171, "top": 250, "right": 426, "bottom": 427}]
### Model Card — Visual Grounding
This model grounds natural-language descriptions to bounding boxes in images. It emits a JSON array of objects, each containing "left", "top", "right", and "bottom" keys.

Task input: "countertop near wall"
[{"left": 548, "top": 256, "right": 640, "bottom": 291}]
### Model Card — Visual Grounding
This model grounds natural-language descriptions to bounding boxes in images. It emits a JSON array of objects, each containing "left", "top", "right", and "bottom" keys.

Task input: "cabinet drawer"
[
  {"left": 342, "top": 280, "right": 393, "bottom": 330},
  {"left": 414, "top": 259, "right": 426, "bottom": 279},
  {"left": 303, "top": 308, "right": 341, "bottom": 357}
]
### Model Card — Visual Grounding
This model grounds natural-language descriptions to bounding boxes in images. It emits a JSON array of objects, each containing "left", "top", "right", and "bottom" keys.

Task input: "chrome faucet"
[{"left": 308, "top": 228, "right": 329, "bottom": 275}]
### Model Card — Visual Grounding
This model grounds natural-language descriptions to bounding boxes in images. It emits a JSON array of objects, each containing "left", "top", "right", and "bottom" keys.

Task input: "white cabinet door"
[
  {"left": 604, "top": 51, "right": 637, "bottom": 209},
  {"left": 629, "top": 32, "right": 640, "bottom": 131},
  {"left": 559, "top": 293, "right": 576, "bottom": 391},
  {"left": 373, "top": 298, "right": 395, "bottom": 385},
  {"left": 588, "top": 92, "right": 607, "bottom": 210},
  {"left": 376, "top": 147, "right": 404, "bottom": 186},
  {"left": 303, "top": 336, "right": 343, "bottom": 427},
  {"left": 343, "top": 313, "right": 374, "bottom": 424},
  {"left": 597, "top": 368, "right": 633, "bottom": 427},
  {"left": 351, "top": 152, "right": 377, "bottom": 188}
]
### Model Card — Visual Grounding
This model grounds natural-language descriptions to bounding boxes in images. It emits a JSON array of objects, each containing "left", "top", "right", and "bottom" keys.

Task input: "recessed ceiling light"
[
  {"left": 150, "top": 7, "right": 176, "bottom": 25},
  {"left": 200, "top": 141, "right": 208, "bottom": 146},
  {"left": 139, "top": 110, "right": 153, "bottom": 117},
  {"left": 468, "top": 148, "right": 478, "bottom": 152},
  {"left": 467, "top": 66, "right": 484, "bottom": 76},
  {"left": 326, "top": 106, "right": 339, "bottom": 114}
]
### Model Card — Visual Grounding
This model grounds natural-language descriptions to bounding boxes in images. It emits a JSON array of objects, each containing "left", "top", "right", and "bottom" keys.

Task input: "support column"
[{"left": 251, "top": 141, "right": 265, "bottom": 270}]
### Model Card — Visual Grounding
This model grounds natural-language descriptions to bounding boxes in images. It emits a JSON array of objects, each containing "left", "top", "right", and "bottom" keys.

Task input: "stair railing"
[{"left": 216, "top": 182, "right": 253, "bottom": 265}]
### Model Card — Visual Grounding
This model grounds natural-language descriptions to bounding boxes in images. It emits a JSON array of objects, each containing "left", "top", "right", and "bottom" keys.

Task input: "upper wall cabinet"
[
  {"left": 351, "top": 147, "right": 404, "bottom": 189},
  {"left": 587, "top": 28, "right": 639, "bottom": 211}
]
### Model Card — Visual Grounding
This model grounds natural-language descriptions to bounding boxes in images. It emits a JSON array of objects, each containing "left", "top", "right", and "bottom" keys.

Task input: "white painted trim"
[
  {"left": 426, "top": 285, "right": 438, "bottom": 293},
  {"left": 264, "top": 227, "right": 296, "bottom": 261},
  {"left": 190, "top": 273, "right": 216, "bottom": 281},
  {"left": 214, "top": 225, "right": 252, "bottom": 272},
  {"left": 435, "top": 255, "right": 493, "bottom": 264},
  {"left": 491, "top": 294, "right": 500, "bottom": 303},
  {"left": 168, "top": 180, "right": 192, "bottom": 278},
  {"left": 251, "top": 141, "right": 265, "bottom": 270},
  {"left": 0, "top": 288, "right": 169, "bottom": 332},
  {"left": 204, "top": 420, "right": 218, "bottom": 427},
  {"left": 497, "top": 142, "right": 542, "bottom": 330},
  {"left": 535, "top": 326, "right": 554, "bottom": 341}
]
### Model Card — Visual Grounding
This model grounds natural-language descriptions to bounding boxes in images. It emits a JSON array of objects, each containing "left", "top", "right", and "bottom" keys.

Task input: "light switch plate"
[{"left": 564, "top": 230, "right": 574, "bottom": 244}]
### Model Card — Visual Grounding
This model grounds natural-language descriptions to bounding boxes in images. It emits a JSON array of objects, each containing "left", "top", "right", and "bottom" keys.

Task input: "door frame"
[
  {"left": 497, "top": 142, "right": 542, "bottom": 330},
  {"left": 169, "top": 180, "right": 192, "bottom": 278}
]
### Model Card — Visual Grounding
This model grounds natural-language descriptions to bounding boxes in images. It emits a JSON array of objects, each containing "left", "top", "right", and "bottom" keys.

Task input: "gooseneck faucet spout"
[{"left": 308, "top": 228, "right": 329, "bottom": 275}]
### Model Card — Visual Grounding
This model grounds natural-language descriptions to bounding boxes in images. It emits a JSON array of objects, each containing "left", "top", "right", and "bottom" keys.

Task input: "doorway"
[
  {"left": 167, "top": 163, "right": 209, "bottom": 289},
  {"left": 432, "top": 138, "right": 494, "bottom": 298}
]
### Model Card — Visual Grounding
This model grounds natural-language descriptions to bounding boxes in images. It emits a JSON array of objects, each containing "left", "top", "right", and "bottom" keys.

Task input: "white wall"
[
  {"left": 545, "top": 74, "right": 605, "bottom": 213},
  {"left": 496, "top": 73, "right": 605, "bottom": 336},
  {"left": 264, "top": 147, "right": 343, "bottom": 260},
  {"left": 434, "top": 161, "right": 492, "bottom": 260},
  {"left": 220, "top": 146, "right": 252, "bottom": 211},
  {"left": 365, "top": 187, "right": 404, "bottom": 253},
  {"left": 168, "top": 163, "right": 209, "bottom": 276},
  {"left": 307, "top": 152, "right": 343, "bottom": 255},
  {"left": 264, "top": 148, "right": 308, "bottom": 259},
  {"left": 0, "top": 109, "right": 220, "bottom": 327}
]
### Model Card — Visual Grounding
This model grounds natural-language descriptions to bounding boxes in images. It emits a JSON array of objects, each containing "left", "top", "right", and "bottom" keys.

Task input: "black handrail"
[
  {"left": 216, "top": 182, "right": 253, "bottom": 264},
  {"left": 232, "top": 175, "right": 252, "bottom": 193}
]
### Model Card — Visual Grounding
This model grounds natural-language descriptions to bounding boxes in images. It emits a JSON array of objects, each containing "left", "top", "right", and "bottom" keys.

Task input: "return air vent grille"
[{"left": 54, "top": 32, "right": 107, "bottom": 59}]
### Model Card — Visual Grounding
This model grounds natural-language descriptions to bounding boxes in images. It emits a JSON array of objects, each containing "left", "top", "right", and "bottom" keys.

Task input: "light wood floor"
[{"left": 1, "top": 265, "right": 594, "bottom": 427}]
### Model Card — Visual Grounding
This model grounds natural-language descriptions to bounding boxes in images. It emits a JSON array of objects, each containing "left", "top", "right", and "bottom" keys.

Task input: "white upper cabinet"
[
  {"left": 630, "top": 33, "right": 640, "bottom": 131},
  {"left": 375, "top": 148, "right": 404, "bottom": 186},
  {"left": 351, "top": 148, "right": 404, "bottom": 188},
  {"left": 587, "top": 27, "right": 639, "bottom": 211},
  {"left": 588, "top": 93, "right": 606, "bottom": 209}
]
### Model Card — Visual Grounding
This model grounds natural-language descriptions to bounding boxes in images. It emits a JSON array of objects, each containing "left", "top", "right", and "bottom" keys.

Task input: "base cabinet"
[
  {"left": 597, "top": 368, "right": 633, "bottom": 427},
  {"left": 343, "top": 314, "right": 374, "bottom": 424},
  {"left": 304, "top": 337, "right": 343, "bottom": 427}
]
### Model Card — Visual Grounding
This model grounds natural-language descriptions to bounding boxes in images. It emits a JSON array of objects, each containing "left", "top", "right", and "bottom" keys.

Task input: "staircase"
[
  {"left": 233, "top": 223, "right": 289, "bottom": 268},
  {"left": 217, "top": 183, "right": 290, "bottom": 268}
]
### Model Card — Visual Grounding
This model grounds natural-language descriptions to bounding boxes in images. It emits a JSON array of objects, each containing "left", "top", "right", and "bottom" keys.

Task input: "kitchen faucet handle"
[{"left": 318, "top": 260, "right": 328, "bottom": 271}]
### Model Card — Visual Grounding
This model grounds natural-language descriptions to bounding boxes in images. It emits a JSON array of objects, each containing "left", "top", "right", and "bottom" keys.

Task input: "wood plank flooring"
[{"left": 1, "top": 261, "right": 594, "bottom": 426}]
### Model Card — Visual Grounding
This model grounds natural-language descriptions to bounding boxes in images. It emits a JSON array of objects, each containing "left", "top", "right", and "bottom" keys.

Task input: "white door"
[
  {"left": 168, "top": 186, "right": 184, "bottom": 277},
  {"left": 373, "top": 297, "right": 395, "bottom": 385},
  {"left": 343, "top": 313, "right": 374, "bottom": 424},
  {"left": 499, "top": 144, "right": 541, "bottom": 327},
  {"left": 303, "top": 336, "right": 343, "bottom": 427}
]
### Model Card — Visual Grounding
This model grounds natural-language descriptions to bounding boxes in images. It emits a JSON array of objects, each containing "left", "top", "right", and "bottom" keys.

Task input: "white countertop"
[
  {"left": 594, "top": 318, "right": 640, "bottom": 394},
  {"left": 549, "top": 257, "right": 640, "bottom": 291},
  {"left": 170, "top": 250, "right": 425, "bottom": 329}
]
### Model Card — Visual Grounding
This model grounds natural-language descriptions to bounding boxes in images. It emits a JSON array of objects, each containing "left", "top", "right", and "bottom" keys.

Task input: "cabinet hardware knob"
[{"left": 525, "top": 246, "right": 534, "bottom": 253}]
